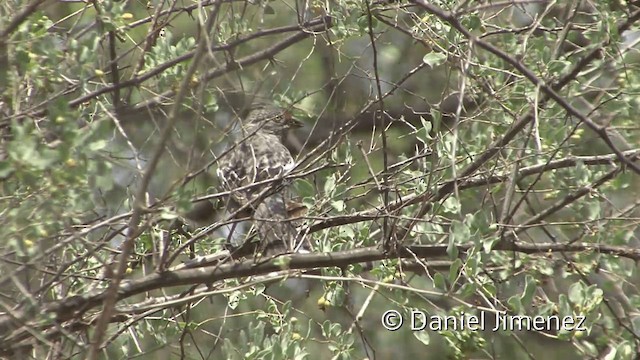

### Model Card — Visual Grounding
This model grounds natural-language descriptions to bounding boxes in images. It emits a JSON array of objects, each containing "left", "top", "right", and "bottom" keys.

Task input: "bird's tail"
[{"left": 254, "top": 194, "right": 300, "bottom": 256}]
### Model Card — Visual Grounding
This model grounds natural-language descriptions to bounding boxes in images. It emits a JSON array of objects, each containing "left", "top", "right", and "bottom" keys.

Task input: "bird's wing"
[{"left": 217, "top": 133, "right": 294, "bottom": 203}]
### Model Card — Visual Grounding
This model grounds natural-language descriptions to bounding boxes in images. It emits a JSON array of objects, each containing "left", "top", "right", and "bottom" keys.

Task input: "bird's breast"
[{"left": 218, "top": 133, "right": 295, "bottom": 192}]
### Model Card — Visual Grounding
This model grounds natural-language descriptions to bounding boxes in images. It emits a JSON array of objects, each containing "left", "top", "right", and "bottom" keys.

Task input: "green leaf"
[
  {"left": 324, "top": 175, "right": 336, "bottom": 196},
  {"left": 430, "top": 108, "right": 441, "bottom": 132},
  {"left": 448, "top": 258, "right": 462, "bottom": 285},
  {"left": 0, "top": 161, "right": 14, "bottom": 178},
  {"left": 583, "top": 286, "right": 603, "bottom": 311},
  {"left": 467, "top": 14, "right": 482, "bottom": 31},
  {"left": 433, "top": 272, "right": 447, "bottom": 291},
  {"left": 507, "top": 296, "right": 522, "bottom": 313},
  {"left": 446, "top": 232, "right": 459, "bottom": 259},
  {"left": 321, "top": 320, "right": 332, "bottom": 338},
  {"left": 458, "top": 282, "right": 477, "bottom": 298},
  {"left": 417, "top": 116, "right": 433, "bottom": 142},
  {"left": 422, "top": 52, "right": 447, "bottom": 68},
  {"left": 264, "top": 4, "right": 275, "bottom": 14},
  {"left": 331, "top": 200, "right": 345, "bottom": 212},
  {"left": 88, "top": 139, "right": 108, "bottom": 151},
  {"left": 339, "top": 225, "right": 355, "bottom": 240},
  {"left": 413, "top": 331, "right": 430, "bottom": 345},
  {"left": 442, "top": 197, "right": 461, "bottom": 214},
  {"left": 253, "top": 283, "right": 266, "bottom": 295},
  {"left": 482, "top": 236, "right": 500, "bottom": 253},
  {"left": 568, "top": 282, "right": 583, "bottom": 304},
  {"left": 521, "top": 275, "right": 537, "bottom": 308},
  {"left": 558, "top": 294, "right": 572, "bottom": 316}
]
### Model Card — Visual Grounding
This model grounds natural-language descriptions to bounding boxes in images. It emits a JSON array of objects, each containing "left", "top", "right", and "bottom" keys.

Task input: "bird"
[{"left": 216, "top": 104, "right": 303, "bottom": 256}]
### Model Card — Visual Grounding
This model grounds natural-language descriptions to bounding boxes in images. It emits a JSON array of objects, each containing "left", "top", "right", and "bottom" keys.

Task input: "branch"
[
  {"left": 308, "top": 149, "right": 640, "bottom": 232},
  {"left": 9, "top": 17, "right": 332, "bottom": 121},
  {"left": 86, "top": 3, "right": 223, "bottom": 358},
  {"left": 0, "top": 0, "right": 46, "bottom": 38},
  {"left": 129, "top": 17, "right": 333, "bottom": 111},
  {"left": 409, "top": 0, "right": 640, "bottom": 174},
  {"left": 1, "top": 239, "right": 639, "bottom": 355}
]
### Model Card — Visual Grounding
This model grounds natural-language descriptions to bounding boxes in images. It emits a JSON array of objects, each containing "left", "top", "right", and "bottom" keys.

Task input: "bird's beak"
[
  {"left": 283, "top": 110, "right": 303, "bottom": 128},
  {"left": 289, "top": 118, "right": 304, "bottom": 128}
]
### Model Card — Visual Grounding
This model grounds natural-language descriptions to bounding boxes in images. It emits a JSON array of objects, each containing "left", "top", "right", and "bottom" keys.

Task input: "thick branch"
[{"left": 1, "top": 240, "right": 638, "bottom": 356}]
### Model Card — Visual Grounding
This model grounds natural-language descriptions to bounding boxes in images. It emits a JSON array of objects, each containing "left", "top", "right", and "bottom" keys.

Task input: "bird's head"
[{"left": 245, "top": 104, "right": 303, "bottom": 135}]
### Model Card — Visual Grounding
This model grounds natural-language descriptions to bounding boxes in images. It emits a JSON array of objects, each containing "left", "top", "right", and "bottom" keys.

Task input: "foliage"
[{"left": 0, "top": 0, "right": 639, "bottom": 359}]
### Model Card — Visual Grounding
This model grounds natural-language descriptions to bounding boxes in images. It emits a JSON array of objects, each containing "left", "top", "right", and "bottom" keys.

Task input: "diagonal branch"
[
  {"left": 86, "top": 3, "right": 223, "bottom": 359},
  {"left": 409, "top": 0, "right": 640, "bottom": 174}
]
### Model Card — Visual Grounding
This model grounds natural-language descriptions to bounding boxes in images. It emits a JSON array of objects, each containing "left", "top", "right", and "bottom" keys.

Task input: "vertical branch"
[
  {"left": 365, "top": 1, "right": 391, "bottom": 251},
  {"left": 0, "top": 37, "right": 8, "bottom": 105},
  {"left": 108, "top": 31, "right": 121, "bottom": 111},
  {"left": 124, "top": 0, "right": 177, "bottom": 103},
  {"left": 86, "top": 2, "right": 223, "bottom": 358}
]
